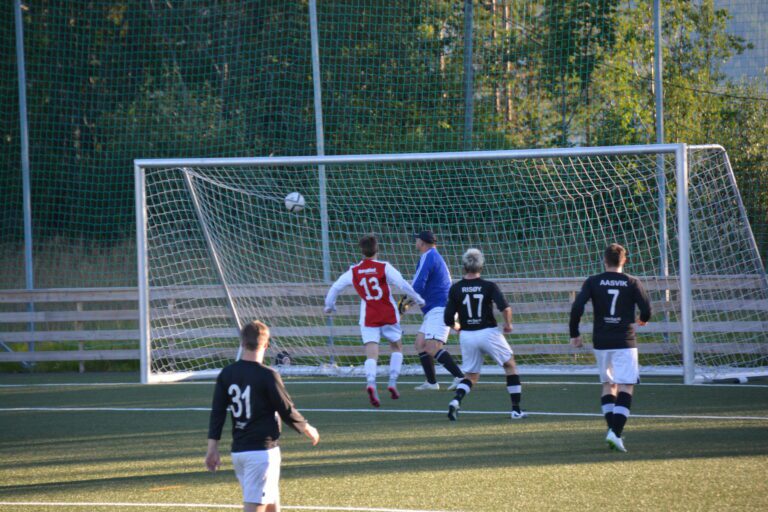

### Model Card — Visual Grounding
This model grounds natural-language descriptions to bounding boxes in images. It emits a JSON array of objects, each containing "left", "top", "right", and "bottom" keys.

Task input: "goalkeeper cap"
[{"left": 414, "top": 230, "right": 436, "bottom": 244}]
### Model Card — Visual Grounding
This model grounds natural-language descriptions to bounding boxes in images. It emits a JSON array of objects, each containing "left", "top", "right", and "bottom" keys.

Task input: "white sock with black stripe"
[
  {"left": 506, "top": 374, "right": 522, "bottom": 413},
  {"left": 612, "top": 392, "right": 632, "bottom": 437},
  {"left": 453, "top": 379, "right": 473, "bottom": 402},
  {"left": 601, "top": 394, "right": 616, "bottom": 429}
]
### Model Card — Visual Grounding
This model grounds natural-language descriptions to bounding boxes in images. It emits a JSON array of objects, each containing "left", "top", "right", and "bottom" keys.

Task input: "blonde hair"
[{"left": 462, "top": 248, "right": 484, "bottom": 273}]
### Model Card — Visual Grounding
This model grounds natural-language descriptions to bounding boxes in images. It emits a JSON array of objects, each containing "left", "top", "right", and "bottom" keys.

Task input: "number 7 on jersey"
[{"left": 607, "top": 289, "right": 619, "bottom": 316}]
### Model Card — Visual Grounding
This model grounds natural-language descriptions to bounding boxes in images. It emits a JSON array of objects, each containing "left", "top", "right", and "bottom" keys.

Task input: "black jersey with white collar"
[
  {"left": 208, "top": 359, "right": 307, "bottom": 452},
  {"left": 444, "top": 277, "right": 510, "bottom": 331},
  {"left": 569, "top": 271, "right": 652, "bottom": 350}
]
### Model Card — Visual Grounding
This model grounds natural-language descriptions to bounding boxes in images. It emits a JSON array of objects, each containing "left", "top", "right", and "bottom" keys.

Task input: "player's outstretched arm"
[
  {"left": 397, "top": 296, "right": 415, "bottom": 314},
  {"left": 267, "top": 370, "right": 320, "bottom": 446},
  {"left": 385, "top": 264, "right": 425, "bottom": 306},
  {"left": 324, "top": 269, "right": 353, "bottom": 314}
]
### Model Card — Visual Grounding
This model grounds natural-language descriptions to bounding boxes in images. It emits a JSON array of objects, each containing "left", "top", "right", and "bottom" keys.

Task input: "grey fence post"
[
  {"left": 653, "top": 0, "right": 671, "bottom": 346},
  {"left": 15, "top": 0, "right": 35, "bottom": 364},
  {"left": 309, "top": 0, "right": 335, "bottom": 364},
  {"left": 675, "top": 145, "right": 695, "bottom": 384},
  {"left": 463, "top": 0, "right": 474, "bottom": 151}
]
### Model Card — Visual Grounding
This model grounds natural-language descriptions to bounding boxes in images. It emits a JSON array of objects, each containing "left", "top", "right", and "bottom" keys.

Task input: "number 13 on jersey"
[{"left": 358, "top": 277, "right": 383, "bottom": 301}]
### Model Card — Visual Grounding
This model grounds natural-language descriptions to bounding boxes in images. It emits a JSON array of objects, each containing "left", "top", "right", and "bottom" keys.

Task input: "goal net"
[{"left": 135, "top": 144, "right": 768, "bottom": 383}]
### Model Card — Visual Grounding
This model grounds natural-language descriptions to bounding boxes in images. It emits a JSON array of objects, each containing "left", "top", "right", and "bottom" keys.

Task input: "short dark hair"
[
  {"left": 241, "top": 320, "right": 270, "bottom": 351},
  {"left": 359, "top": 234, "right": 378, "bottom": 258},
  {"left": 604, "top": 243, "right": 627, "bottom": 267}
]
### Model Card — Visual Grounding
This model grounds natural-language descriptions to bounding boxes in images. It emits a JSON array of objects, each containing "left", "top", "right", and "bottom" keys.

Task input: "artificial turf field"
[{"left": 0, "top": 372, "right": 766, "bottom": 512}]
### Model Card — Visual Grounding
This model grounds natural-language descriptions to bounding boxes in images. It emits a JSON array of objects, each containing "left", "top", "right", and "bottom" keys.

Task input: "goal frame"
[{"left": 134, "top": 143, "right": 763, "bottom": 384}]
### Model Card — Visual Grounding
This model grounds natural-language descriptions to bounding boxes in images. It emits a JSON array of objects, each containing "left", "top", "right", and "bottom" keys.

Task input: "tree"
[{"left": 589, "top": 0, "right": 768, "bottom": 260}]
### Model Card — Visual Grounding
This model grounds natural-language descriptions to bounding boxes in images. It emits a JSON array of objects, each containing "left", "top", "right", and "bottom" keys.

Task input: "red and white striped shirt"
[{"left": 325, "top": 259, "right": 424, "bottom": 327}]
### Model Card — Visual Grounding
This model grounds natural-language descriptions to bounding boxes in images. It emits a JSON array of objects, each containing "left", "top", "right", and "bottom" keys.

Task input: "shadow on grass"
[
  {"left": 2, "top": 416, "right": 767, "bottom": 498},
  {"left": 2, "top": 379, "right": 768, "bottom": 502}
]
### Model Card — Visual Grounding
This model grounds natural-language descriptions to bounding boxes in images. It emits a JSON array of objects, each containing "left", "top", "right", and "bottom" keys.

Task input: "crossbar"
[{"left": 135, "top": 144, "right": 684, "bottom": 169}]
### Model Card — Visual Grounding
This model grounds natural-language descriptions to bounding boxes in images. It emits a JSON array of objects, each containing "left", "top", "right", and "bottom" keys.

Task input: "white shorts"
[
  {"left": 360, "top": 323, "right": 402, "bottom": 344},
  {"left": 594, "top": 348, "right": 639, "bottom": 384},
  {"left": 231, "top": 447, "right": 281, "bottom": 505},
  {"left": 459, "top": 327, "right": 514, "bottom": 374},
  {"left": 418, "top": 307, "right": 450, "bottom": 343}
]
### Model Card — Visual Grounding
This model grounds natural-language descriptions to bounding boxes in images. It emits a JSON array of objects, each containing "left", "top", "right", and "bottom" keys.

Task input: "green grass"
[{"left": 0, "top": 374, "right": 767, "bottom": 511}]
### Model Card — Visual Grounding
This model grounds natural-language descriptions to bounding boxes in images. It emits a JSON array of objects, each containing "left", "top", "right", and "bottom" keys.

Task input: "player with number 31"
[
  {"left": 206, "top": 320, "right": 319, "bottom": 512},
  {"left": 324, "top": 234, "right": 425, "bottom": 407}
]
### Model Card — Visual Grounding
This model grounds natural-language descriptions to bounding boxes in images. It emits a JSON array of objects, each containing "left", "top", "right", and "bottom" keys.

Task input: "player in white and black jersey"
[
  {"left": 569, "top": 243, "right": 652, "bottom": 453},
  {"left": 442, "top": 248, "right": 526, "bottom": 421},
  {"left": 206, "top": 320, "right": 320, "bottom": 512}
]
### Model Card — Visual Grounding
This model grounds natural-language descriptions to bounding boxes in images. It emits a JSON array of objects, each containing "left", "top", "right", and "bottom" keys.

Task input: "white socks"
[
  {"left": 364, "top": 358, "right": 377, "bottom": 387},
  {"left": 366, "top": 353, "right": 403, "bottom": 388},
  {"left": 389, "top": 351, "right": 403, "bottom": 387}
]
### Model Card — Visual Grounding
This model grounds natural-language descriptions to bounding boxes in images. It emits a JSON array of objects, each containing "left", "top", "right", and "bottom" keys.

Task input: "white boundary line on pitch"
[
  {"left": 0, "top": 382, "right": 141, "bottom": 388},
  {"left": 0, "top": 406, "right": 766, "bottom": 421},
  {"left": 2, "top": 380, "right": 767, "bottom": 389},
  {"left": 0, "top": 502, "right": 457, "bottom": 512},
  {"left": 286, "top": 380, "right": 768, "bottom": 388}
]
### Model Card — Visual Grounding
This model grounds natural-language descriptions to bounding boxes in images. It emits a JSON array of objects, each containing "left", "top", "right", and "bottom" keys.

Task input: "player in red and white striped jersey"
[{"left": 324, "top": 234, "right": 425, "bottom": 407}]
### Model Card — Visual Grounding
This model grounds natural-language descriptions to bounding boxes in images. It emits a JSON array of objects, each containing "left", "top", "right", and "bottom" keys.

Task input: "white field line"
[
  {"left": 287, "top": 380, "right": 768, "bottom": 388},
  {"left": 1, "top": 380, "right": 767, "bottom": 389},
  {"left": 0, "top": 382, "right": 141, "bottom": 388},
  {"left": 0, "top": 502, "right": 457, "bottom": 512},
  {"left": 0, "top": 406, "right": 766, "bottom": 422}
]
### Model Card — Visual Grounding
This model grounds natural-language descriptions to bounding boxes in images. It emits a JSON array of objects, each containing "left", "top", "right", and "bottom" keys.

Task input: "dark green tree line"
[{"left": 0, "top": 0, "right": 766, "bottom": 281}]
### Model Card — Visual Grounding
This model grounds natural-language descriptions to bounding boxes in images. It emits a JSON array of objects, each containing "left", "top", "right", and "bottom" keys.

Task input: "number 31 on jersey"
[{"left": 228, "top": 384, "right": 251, "bottom": 419}]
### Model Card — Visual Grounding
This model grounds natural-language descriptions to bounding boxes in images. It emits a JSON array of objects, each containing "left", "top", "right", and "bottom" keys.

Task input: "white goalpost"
[{"left": 135, "top": 144, "right": 768, "bottom": 384}]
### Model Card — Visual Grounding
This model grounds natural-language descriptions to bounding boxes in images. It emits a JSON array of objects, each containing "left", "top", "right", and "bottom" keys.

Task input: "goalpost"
[{"left": 135, "top": 144, "right": 768, "bottom": 384}]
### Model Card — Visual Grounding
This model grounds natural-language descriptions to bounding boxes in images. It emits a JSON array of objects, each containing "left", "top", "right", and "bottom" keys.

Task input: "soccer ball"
[{"left": 284, "top": 191, "right": 305, "bottom": 213}]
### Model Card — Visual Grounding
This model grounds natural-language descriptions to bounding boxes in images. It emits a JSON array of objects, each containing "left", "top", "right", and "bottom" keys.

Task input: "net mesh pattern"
[{"left": 141, "top": 147, "right": 768, "bottom": 380}]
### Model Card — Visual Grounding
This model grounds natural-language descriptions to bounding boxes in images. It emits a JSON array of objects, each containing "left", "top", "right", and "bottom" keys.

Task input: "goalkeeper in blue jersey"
[{"left": 403, "top": 230, "right": 465, "bottom": 390}]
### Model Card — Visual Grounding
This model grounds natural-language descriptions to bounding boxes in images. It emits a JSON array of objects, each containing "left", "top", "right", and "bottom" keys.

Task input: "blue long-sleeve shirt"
[{"left": 412, "top": 248, "right": 452, "bottom": 314}]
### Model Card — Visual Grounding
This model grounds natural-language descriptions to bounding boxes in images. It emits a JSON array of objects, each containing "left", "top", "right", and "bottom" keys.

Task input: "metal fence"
[{"left": 2, "top": 0, "right": 767, "bottom": 294}]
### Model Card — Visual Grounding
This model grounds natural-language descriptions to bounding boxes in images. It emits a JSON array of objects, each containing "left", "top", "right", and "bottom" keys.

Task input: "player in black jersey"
[
  {"left": 206, "top": 320, "right": 320, "bottom": 512},
  {"left": 569, "top": 244, "right": 652, "bottom": 452},
  {"left": 443, "top": 248, "right": 526, "bottom": 421}
]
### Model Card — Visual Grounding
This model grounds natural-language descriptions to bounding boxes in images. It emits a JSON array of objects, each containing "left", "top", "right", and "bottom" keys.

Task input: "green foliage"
[
  {"left": 1, "top": 0, "right": 767, "bottom": 288},
  {"left": 590, "top": 0, "right": 768, "bottom": 259}
]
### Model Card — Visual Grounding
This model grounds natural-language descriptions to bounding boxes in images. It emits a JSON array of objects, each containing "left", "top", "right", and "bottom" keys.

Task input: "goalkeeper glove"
[{"left": 397, "top": 296, "right": 415, "bottom": 315}]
